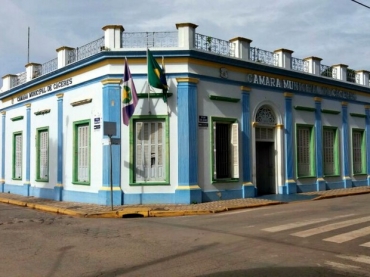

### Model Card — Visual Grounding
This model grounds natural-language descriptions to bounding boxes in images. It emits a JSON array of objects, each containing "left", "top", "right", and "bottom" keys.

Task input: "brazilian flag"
[{"left": 147, "top": 49, "right": 168, "bottom": 102}]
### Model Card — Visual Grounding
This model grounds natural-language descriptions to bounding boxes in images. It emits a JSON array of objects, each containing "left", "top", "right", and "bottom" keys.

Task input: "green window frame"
[
  {"left": 352, "top": 129, "right": 366, "bottom": 175},
  {"left": 130, "top": 115, "right": 170, "bottom": 185},
  {"left": 72, "top": 120, "right": 91, "bottom": 185},
  {"left": 12, "top": 131, "right": 22, "bottom": 180},
  {"left": 211, "top": 117, "right": 239, "bottom": 183},
  {"left": 36, "top": 127, "right": 49, "bottom": 182},
  {"left": 323, "top": 127, "right": 340, "bottom": 176},
  {"left": 296, "top": 124, "right": 315, "bottom": 178}
]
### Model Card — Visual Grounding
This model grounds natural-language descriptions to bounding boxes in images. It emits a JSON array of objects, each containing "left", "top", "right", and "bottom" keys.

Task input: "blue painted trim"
[
  {"left": 202, "top": 189, "right": 243, "bottom": 202},
  {"left": 316, "top": 179, "right": 326, "bottom": 191},
  {"left": 57, "top": 96, "right": 63, "bottom": 199},
  {"left": 98, "top": 189, "right": 123, "bottom": 206},
  {"left": 63, "top": 190, "right": 99, "bottom": 204},
  {"left": 315, "top": 101, "right": 323, "bottom": 179},
  {"left": 341, "top": 105, "right": 350, "bottom": 178},
  {"left": 284, "top": 95, "right": 296, "bottom": 194},
  {"left": 366, "top": 108, "right": 370, "bottom": 179},
  {"left": 177, "top": 81, "right": 198, "bottom": 186},
  {"left": 326, "top": 181, "right": 345, "bottom": 190},
  {"left": 31, "top": 186, "right": 55, "bottom": 200},
  {"left": 25, "top": 106, "right": 31, "bottom": 194},
  {"left": 241, "top": 91, "right": 252, "bottom": 184},
  {"left": 101, "top": 82, "right": 122, "bottom": 205},
  {"left": 175, "top": 188, "right": 202, "bottom": 204},
  {"left": 124, "top": 192, "right": 176, "bottom": 205},
  {"left": 54, "top": 186, "right": 63, "bottom": 201},
  {"left": 1, "top": 113, "right": 5, "bottom": 192},
  {"left": 4, "top": 184, "right": 24, "bottom": 195}
]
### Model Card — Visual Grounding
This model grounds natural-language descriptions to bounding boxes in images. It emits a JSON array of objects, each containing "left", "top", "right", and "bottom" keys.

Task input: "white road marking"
[
  {"left": 324, "top": 226, "right": 370, "bottom": 243},
  {"left": 360, "top": 242, "right": 370, "bottom": 248},
  {"left": 337, "top": 254, "right": 370, "bottom": 265},
  {"left": 262, "top": 214, "right": 353, "bottom": 233},
  {"left": 325, "top": 261, "right": 361, "bottom": 271},
  {"left": 213, "top": 208, "right": 267, "bottom": 216},
  {"left": 292, "top": 215, "right": 370, "bottom": 238}
]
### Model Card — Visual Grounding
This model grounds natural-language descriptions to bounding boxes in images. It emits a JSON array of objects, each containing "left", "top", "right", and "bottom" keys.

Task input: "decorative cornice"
[
  {"left": 71, "top": 98, "right": 92, "bottom": 107},
  {"left": 56, "top": 46, "right": 75, "bottom": 52},
  {"left": 240, "top": 86, "right": 251, "bottom": 92},
  {"left": 101, "top": 78, "right": 122, "bottom": 85},
  {"left": 341, "top": 102, "right": 348, "bottom": 106},
  {"left": 284, "top": 92, "right": 294, "bottom": 98},
  {"left": 314, "top": 97, "right": 322, "bottom": 102},
  {"left": 209, "top": 95, "right": 240, "bottom": 103},
  {"left": 321, "top": 109, "right": 340, "bottom": 115},
  {"left": 34, "top": 109, "right": 51, "bottom": 116},
  {"left": 176, "top": 77, "right": 199, "bottom": 84},
  {"left": 102, "top": 25, "right": 124, "bottom": 32},
  {"left": 274, "top": 48, "right": 294, "bottom": 54},
  {"left": 303, "top": 56, "right": 322, "bottom": 61},
  {"left": 25, "top": 103, "right": 31, "bottom": 108},
  {"left": 11, "top": 116, "right": 24, "bottom": 121},
  {"left": 229, "top": 37, "right": 252, "bottom": 43}
]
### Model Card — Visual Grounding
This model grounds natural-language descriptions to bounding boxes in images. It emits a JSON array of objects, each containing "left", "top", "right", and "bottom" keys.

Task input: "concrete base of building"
[
  {"left": 23, "top": 184, "right": 30, "bottom": 196},
  {"left": 344, "top": 178, "right": 352, "bottom": 188},
  {"left": 242, "top": 183, "right": 256, "bottom": 198},
  {"left": 54, "top": 186, "right": 63, "bottom": 201},
  {"left": 98, "top": 187, "right": 123, "bottom": 206},
  {"left": 175, "top": 185, "right": 202, "bottom": 204},
  {"left": 316, "top": 179, "right": 326, "bottom": 191}
]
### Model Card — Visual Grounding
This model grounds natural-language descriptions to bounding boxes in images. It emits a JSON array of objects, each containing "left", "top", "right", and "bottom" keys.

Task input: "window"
[
  {"left": 212, "top": 118, "right": 239, "bottom": 181},
  {"left": 131, "top": 116, "right": 169, "bottom": 184},
  {"left": 73, "top": 120, "right": 90, "bottom": 184},
  {"left": 12, "top": 132, "right": 22, "bottom": 180},
  {"left": 323, "top": 127, "right": 339, "bottom": 176},
  {"left": 296, "top": 125, "right": 315, "bottom": 177},
  {"left": 36, "top": 127, "right": 49, "bottom": 181},
  {"left": 352, "top": 129, "right": 366, "bottom": 174}
]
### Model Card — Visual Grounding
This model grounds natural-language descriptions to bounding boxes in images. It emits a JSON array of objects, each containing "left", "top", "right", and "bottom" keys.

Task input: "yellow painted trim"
[
  {"left": 1, "top": 111, "right": 6, "bottom": 115},
  {"left": 341, "top": 102, "right": 348, "bottom": 106},
  {"left": 314, "top": 97, "right": 322, "bottom": 102},
  {"left": 98, "top": 186, "right": 122, "bottom": 191},
  {"left": 70, "top": 98, "right": 92, "bottom": 107},
  {"left": 240, "top": 86, "right": 251, "bottom": 92},
  {"left": 25, "top": 103, "right": 31, "bottom": 108},
  {"left": 284, "top": 92, "right": 294, "bottom": 98},
  {"left": 276, "top": 124, "right": 284, "bottom": 129},
  {"left": 24, "top": 181, "right": 30, "bottom": 185},
  {"left": 176, "top": 185, "right": 201, "bottom": 190},
  {"left": 317, "top": 177, "right": 325, "bottom": 182},
  {"left": 286, "top": 179, "right": 296, "bottom": 183},
  {"left": 55, "top": 183, "right": 63, "bottom": 187},
  {"left": 0, "top": 179, "right": 4, "bottom": 182},
  {"left": 252, "top": 122, "right": 258, "bottom": 127},
  {"left": 343, "top": 176, "right": 351, "bottom": 180},
  {"left": 243, "top": 182, "right": 254, "bottom": 186},
  {"left": 176, "top": 77, "right": 199, "bottom": 84},
  {"left": 365, "top": 105, "right": 370, "bottom": 110},
  {"left": 101, "top": 78, "right": 122, "bottom": 85},
  {"left": 56, "top": 93, "right": 64, "bottom": 98}
]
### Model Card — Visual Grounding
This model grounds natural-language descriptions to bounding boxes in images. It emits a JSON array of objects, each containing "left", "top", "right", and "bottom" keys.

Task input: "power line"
[{"left": 352, "top": 0, "right": 370, "bottom": 9}]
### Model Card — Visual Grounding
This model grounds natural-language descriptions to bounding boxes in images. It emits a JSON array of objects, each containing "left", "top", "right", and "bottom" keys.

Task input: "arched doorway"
[{"left": 255, "top": 106, "right": 276, "bottom": 195}]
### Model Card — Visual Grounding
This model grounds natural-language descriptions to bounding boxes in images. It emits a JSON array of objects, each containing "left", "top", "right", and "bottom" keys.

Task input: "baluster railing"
[
  {"left": 122, "top": 32, "right": 178, "bottom": 48},
  {"left": 250, "top": 47, "right": 278, "bottom": 66},
  {"left": 195, "top": 33, "right": 235, "bottom": 57}
]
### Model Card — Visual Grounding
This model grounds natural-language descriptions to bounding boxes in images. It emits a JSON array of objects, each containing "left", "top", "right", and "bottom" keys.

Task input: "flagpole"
[
  {"left": 162, "top": 56, "right": 170, "bottom": 115},
  {"left": 147, "top": 48, "right": 151, "bottom": 115}
]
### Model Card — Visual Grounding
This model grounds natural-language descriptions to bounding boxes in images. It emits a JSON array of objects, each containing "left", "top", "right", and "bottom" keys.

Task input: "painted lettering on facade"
[
  {"left": 246, "top": 74, "right": 356, "bottom": 100},
  {"left": 16, "top": 78, "right": 73, "bottom": 102}
]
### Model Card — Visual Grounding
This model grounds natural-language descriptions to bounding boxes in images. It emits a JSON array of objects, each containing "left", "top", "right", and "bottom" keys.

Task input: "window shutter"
[
  {"left": 40, "top": 131, "right": 49, "bottom": 179},
  {"left": 213, "top": 122, "right": 217, "bottom": 180},
  {"left": 353, "top": 131, "right": 362, "bottom": 174},
  {"left": 77, "top": 125, "right": 89, "bottom": 182},
  {"left": 15, "top": 135, "right": 22, "bottom": 178},
  {"left": 231, "top": 123, "right": 239, "bottom": 178},
  {"left": 135, "top": 122, "right": 144, "bottom": 181},
  {"left": 297, "top": 128, "right": 310, "bottom": 176},
  {"left": 323, "top": 129, "right": 334, "bottom": 175}
]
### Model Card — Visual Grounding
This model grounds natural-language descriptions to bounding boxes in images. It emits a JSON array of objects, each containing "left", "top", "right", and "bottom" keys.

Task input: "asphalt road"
[{"left": 1, "top": 194, "right": 370, "bottom": 277}]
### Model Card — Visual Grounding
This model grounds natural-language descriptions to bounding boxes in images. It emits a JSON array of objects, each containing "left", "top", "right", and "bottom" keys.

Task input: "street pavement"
[{"left": 0, "top": 186, "right": 370, "bottom": 218}]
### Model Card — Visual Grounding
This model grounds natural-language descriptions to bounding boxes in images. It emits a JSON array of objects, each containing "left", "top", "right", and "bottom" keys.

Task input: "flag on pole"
[
  {"left": 147, "top": 49, "right": 168, "bottom": 102},
  {"left": 122, "top": 58, "right": 138, "bottom": 126}
]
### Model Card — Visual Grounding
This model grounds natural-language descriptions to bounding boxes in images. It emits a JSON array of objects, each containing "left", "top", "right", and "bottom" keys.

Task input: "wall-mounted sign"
[
  {"left": 198, "top": 115, "right": 208, "bottom": 127},
  {"left": 220, "top": 67, "right": 228, "bottom": 79},
  {"left": 246, "top": 73, "right": 356, "bottom": 100},
  {"left": 17, "top": 78, "right": 73, "bottom": 102}
]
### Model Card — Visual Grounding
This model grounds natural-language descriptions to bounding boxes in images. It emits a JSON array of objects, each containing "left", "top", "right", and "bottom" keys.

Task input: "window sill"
[
  {"left": 130, "top": 182, "right": 170, "bottom": 186},
  {"left": 297, "top": 176, "right": 316, "bottom": 179},
  {"left": 212, "top": 179, "right": 239, "bottom": 184},
  {"left": 12, "top": 178, "right": 22, "bottom": 181},
  {"left": 323, "top": 174, "right": 340, "bottom": 178},
  {"left": 72, "top": 181, "right": 90, "bottom": 186},
  {"left": 35, "top": 178, "right": 49, "bottom": 182}
]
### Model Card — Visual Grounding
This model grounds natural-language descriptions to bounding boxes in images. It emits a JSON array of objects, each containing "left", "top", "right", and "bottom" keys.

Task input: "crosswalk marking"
[
  {"left": 337, "top": 254, "right": 370, "bottom": 265},
  {"left": 324, "top": 226, "right": 370, "bottom": 243},
  {"left": 360, "top": 242, "right": 370, "bottom": 248},
  {"left": 292, "top": 216, "right": 370, "bottom": 238},
  {"left": 262, "top": 214, "right": 354, "bottom": 233}
]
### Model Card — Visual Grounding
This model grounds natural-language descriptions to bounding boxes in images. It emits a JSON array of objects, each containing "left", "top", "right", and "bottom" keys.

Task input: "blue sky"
[{"left": 1, "top": 0, "right": 370, "bottom": 88}]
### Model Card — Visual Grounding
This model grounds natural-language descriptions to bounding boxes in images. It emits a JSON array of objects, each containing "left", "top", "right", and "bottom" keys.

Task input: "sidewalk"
[{"left": 1, "top": 186, "right": 370, "bottom": 218}]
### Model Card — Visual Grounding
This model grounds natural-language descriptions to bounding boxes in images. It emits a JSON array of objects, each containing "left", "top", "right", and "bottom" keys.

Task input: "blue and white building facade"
[{"left": 1, "top": 23, "right": 370, "bottom": 205}]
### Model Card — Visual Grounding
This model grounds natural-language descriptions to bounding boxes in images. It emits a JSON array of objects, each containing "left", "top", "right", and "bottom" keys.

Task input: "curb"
[{"left": 313, "top": 190, "right": 370, "bottom": 200}]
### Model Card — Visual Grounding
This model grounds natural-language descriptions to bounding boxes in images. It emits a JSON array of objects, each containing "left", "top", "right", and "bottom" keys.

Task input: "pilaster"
[
  {"left": 102, "top": 25, "right": 124, "bottom": 50},
  {"left": 274, "top": 48, "right": 293, "bottom": 70},
  {"left": 241, "top": 86, "right": 255, "bottom": 197},
  {"left": 24, "top": 104, "right": 31, "bottom": 196},
  {"left": 1, "top": 111, "right": 5, "bottom": 193},
  {"left": 98, "top": 78, "right": 122, "bottom": 206},
  {"left": 54, "top": 93, "right": 64, "bottom": 201},
  {"left": 333, "top": 64, "right": 348, "bottom": 81},
  {"left": 356, "top": 70, "right": 370, "bottom": 86},
  {"left": 314, "top": 98, "right": 325, "bottom": 191},
  {"left": 175, "top": 77, "right": 201, "bottom": 204},
  {"left": 283, "top": 92, "right": 296, "bottom": 194},
  {"left": 230, "top": 38, "right": 252, "bottom": 61},
  {"left": 366, "top": 106, "right": 370, "bottom": 186},
  {"left": 303, "top": 57, "right": 322, "bottom": 75},
  {"left": 176, "top": 23, "right": 198, "bottom": 50},
  {"left": 56, "top": 46, "right": 75, "bottom": 68},
  {"left": 341, "top": 102, "right": 352, "bottom": 188}
]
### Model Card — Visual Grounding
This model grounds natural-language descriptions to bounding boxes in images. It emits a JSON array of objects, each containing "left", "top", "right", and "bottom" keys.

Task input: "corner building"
[{"left": 1, "top": 23, "right": 369, "bottom": 205}]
